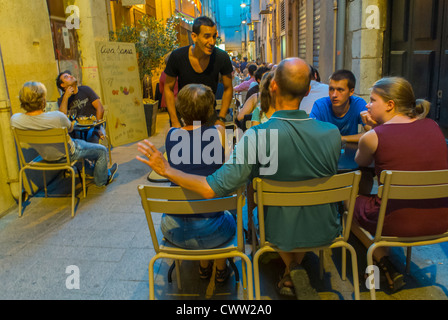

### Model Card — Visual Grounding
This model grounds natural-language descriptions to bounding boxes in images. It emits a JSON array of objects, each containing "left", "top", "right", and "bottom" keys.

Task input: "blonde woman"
[{"left": 352, "top": 77, "right": 448, "bottom": 293}]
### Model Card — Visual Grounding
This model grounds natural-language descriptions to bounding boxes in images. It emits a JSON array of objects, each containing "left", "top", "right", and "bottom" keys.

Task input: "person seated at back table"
[
  {"left": 137, "top": 58, "right": 342, "bottom": 298},
  {"left": 351, "top": 77, "right": 448, "bottom": 293},
  {"left": 299, "top": 66, "right": 329, "bottom": 115},
  {"left": 234, "top": 64, "right": 257, "bottom": 93},
  {"left": 251, "top": 71, "right": 275, "bottom": 126},
  {"left": 10, "top": 81, "right": 117, "bottom": 187},
  {"left": 159, "top": 83, "right": 235, "bottom": 284},
  {"left": 244, "top": 66, "right": 270, "bottom": 103},
  {"left": 56, "top": 70, "right": 106, "bottom": 144},
  {"left": 310, "top": 69, "right": 371, "bottom": 142},
  {"left": 237, "top": 71, "right": 273, "bottom": 127}
]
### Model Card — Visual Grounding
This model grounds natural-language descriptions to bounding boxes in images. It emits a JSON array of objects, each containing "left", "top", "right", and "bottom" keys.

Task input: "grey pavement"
[{"left": 1, "top": 112, "right": 448, "bottom": 300}]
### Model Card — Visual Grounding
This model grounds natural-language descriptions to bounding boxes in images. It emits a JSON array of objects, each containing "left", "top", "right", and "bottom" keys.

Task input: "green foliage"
[{"left": 110, "top": 15, "right": 180, "bottom": 79}]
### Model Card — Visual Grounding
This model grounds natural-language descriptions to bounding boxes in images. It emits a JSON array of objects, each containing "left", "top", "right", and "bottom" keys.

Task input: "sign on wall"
[
  {"left": 121, "top": 0, "right": 146, "bottom": 6},
  {"left": 96, "top": 41, "right": 147, "bottom": 147}
]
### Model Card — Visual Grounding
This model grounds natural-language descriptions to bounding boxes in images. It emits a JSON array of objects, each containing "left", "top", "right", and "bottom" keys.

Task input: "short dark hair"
[
  {"left": 192, "top": 16, "right": 216, "bottom": 35},
  {"left": 254, "top": 66, "right": 270, "bottom": 82},
  {"left": 176, "top": 84, "right": 215, "bottom": 125},
  {"left": 248, "top": 64, "right": 257, "bottom": 76},
  {"left": 330, "top": 70, "right": 356, "bottom": 90},
  {"left": 56, "top": 70, "right": 71, "bottom": 91},
  {"left": 309, "top": 65, "right": 321, "bottom": 82}
]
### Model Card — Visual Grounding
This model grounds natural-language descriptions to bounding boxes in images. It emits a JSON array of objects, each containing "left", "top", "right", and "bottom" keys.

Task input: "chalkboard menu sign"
[{"left": 96, "top": 41, "right": 147, "bottom": 147}]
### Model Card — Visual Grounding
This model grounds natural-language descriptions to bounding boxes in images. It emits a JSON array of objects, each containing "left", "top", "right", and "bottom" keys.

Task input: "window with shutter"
[
  {"left": 313, "top": 0, "right": 321, "bottom": 69},
  {"left": 298, "top": 0, "right": 306, "bottom": 59}
]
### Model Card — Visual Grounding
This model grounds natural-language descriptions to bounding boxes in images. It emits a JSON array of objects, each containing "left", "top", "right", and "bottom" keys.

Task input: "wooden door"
[
  {"left": 438, "top": 0, "right": 448, "bottom": 128},
  {"left": 386, "top": 0, "right": 447, "bottom": 129}
]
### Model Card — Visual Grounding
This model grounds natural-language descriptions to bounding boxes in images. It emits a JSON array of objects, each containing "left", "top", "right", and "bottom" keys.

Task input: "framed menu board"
[{"left": 96, "top": 41, "right": 147, "bottom": 147}]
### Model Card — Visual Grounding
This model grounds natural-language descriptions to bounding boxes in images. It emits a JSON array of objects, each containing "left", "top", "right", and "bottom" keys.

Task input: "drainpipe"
[
  {"left": 336, "top": 0, "right": 347, "bottom": 70},
  {"left": 0, "top": 46, "right": 20, "bottom": 201},
  {"left": 333, "top": 0, "right": 338, "bottom": 72}
]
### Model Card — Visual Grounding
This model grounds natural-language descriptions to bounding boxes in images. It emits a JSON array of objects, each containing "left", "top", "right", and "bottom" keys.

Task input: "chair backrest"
[
  {"left": 374, "top": 170, "right": 448, "bottom": 241},
  {"left": 12, "top": 127, "right": 73, "bottom": 166},
  {"left": 138, "top": 185, "right": 245, "bottom": 253},
  {"left": 253, "top": 171, "right": 361, "bottom": 247}
]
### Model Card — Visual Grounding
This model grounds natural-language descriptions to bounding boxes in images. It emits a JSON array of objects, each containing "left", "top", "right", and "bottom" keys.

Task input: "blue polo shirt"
[
  {"left": 206, "top": 109, "right": 342, "bottom": 251},
  {"left": 310, "top": 96, "right": 368, "bottom": 136}
]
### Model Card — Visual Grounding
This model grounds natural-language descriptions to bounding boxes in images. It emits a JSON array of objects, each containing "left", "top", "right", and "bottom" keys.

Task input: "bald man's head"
[{"left": 273, "top": 58, "right": 311, "bottom": 101}]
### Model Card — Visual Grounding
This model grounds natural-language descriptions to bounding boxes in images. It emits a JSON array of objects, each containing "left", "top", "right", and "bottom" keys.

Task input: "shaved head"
[{"left": 273, "top": 58, "right": 311, "bottom": 101}]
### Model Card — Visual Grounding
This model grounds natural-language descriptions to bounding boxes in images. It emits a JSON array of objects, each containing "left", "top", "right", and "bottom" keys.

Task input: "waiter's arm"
[
  {"left": 217, "top": 74, "right": 233, "bottom": 121},
  {"left": 164, "top": 74, "right": 181, "bottom": 128}
]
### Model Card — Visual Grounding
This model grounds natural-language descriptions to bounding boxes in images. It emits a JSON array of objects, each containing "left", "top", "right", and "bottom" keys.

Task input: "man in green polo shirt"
[{"left": 137, "top": 57, "right": 341, "bottom": 298}]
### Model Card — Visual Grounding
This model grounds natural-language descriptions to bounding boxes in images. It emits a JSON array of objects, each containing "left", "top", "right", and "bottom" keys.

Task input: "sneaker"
[{"left": 106, "top": 163, "right": 118, "bottom": 185}]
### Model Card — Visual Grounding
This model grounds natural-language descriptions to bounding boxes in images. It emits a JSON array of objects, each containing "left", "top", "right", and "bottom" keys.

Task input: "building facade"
[
  {"left": 1, "top": 0, "right": 447, "bottom": 215},
  {"left": 0, "top": 0, "right": 198, "bottom": 215}
]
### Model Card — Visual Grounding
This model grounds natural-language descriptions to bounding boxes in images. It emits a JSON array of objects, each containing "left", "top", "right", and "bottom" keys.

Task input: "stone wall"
[{"left": 345, "top": 0, "right": 387, "bottom": 101}]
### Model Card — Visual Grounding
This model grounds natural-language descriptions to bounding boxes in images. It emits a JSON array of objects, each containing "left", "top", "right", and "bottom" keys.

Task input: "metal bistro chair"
[
  {"left": 360, "top": 170, "right": 448, "bottom": 300},
  {"left": 12, "top": 127, "right": 86, "bottom": 218},
  {"left": 137, "top": 185, "right": 253, "bottom": 300},
  {"left": 252, "top": 171, "right": 362, "bottom": 300}
]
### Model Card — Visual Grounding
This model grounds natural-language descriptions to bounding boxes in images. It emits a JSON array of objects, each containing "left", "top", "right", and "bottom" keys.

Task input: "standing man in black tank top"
[{"left": 163, "top": 16, "right": 234, "bottom": 128}]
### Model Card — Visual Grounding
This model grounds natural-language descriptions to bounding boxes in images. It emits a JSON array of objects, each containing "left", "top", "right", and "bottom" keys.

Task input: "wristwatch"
[{"left": 217, "top": 116, "right": 227, "bottom": 123}]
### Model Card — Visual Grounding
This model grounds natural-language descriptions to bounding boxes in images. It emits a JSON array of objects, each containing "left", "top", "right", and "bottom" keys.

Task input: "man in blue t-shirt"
[{"left": 310, "top": 70, "right": 370, "bottom": 142}]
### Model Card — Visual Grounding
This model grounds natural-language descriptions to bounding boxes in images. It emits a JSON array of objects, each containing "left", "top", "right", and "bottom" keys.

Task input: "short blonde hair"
[{"left": 19, "top": 81, "right": 47, "bottom": 112}]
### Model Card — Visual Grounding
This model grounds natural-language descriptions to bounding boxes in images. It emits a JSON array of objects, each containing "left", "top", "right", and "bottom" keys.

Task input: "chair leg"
[
  {"left": 367, "top": 245, "right": 377, "bottom": 300},
  {"left": 253, "top": 247, "right": 267, "bottom": 300},
  {"left": 82, "top": 160, "right": 86, "bottom": 198},
  {"left": 70, "top": 167, "right": 75, "bottom": 218},
  {"left": 43, "top": 171, "right": 47, "bottom": 198},
  {"left": 148, "top": 257, "right": 157, "bottom": 300},
  {"left": 18, "top": 168, "right": 24, "bottom": 217},
  {"left": 406, "top": 247, "right": 412, "bottom": 274},
  {"left": 345, "top": 245, "right": 360, "bottom": 300},
  {"left": 239, "top": 253, "right": 254, "bottom": 300},
  {"left": 342, "top": 247, "right": 347, "bottom": 281},
  {"left": 175, "top": 260, "right": 182, "bottom": 290},
  {"left": 241, "top": 258, "right": 247, "bottom": 290}
]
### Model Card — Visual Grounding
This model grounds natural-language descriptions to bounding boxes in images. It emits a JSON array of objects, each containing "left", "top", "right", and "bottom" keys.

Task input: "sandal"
[
  {"left": 290, "top": 263, "right": 320, "bottom": 300},
  {"left": 215, "top": 264, "right": 231, "bottom": 284},
  {"left": 377, "top": 257, "right": 405, "bottom": 293},
  {"left": 276, "top": 273, "right": 295, "bottom": 297},
  {"left": 199, "top": 262, "right": 213, "bottom": 280}
]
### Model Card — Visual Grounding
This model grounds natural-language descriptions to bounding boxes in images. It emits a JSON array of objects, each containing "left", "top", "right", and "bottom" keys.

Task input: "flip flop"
[
  {"left": 290, "top": 264, "right": 320, "bottom": 300},
  {"left": 277, "top": 273, "right": 295, "bottom": 297}
]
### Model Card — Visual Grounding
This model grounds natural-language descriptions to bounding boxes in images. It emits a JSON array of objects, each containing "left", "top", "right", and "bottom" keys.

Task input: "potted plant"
[{"left": 110, "top": 15, "right": 179, "bottom": 136}]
